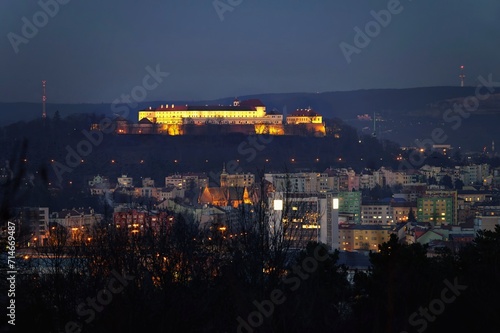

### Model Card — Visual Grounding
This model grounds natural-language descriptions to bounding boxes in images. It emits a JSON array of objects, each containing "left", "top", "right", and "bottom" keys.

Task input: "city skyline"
[
  {"left": 2, "top": 0, "right": 500, "bottom": 103},
  {"left": 3, "top": 1, "right": 500, "bottom": 332}
]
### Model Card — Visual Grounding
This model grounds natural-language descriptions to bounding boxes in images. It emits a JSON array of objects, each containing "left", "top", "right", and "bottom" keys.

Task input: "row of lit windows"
[
  {"left": 361, "top": 215, "right": 393, "bottom": 219},
  {"left": 144, "top": 112, "right": 261, "bottom": 118},
  {"left": 420, "top": 209, "right": 450, "bottom": 213},
  {"left": 363, "top": 207, "right": 390, "bottom": 211}
]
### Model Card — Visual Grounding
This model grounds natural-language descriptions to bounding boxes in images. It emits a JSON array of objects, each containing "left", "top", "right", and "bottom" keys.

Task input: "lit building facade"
[
  {"left": 391, "top": 202, "right": 417, "bottom": 224},
  {"left": 117, "top": 174, "right": 134, "bottom": 188},
  {"left": 165, "top": 173, "right": 209, "bottom": 190},
  {"left": 139, "top": 99, "right": 282, "bottom": 126},
  {"left": 361, "top": 203, "right": 393, "bottom": 225},
  {"left": 269, "top": 192, "right": 335, "bottom": 250},
  {"left": 264, "top": 172, "right": 330, "bottom": 193},
  {"left": 417, "top": 195, "right": 456, "bottom": 225},
  {"left": 113, "top": 209, "right": 173, "bottom": 235},
  {"left": 286, "top": 108, "right": 323, "bottom": 124},
  {"left": 220, "top": 167, "right": 255, "bottom": 188},
  {"left": 15, "top": 207, "right": 49, "bottom": 246},
  {"left": 339, "top": 224, "right": 396, "bottom": 251},
  {"left": 338, "top": 191, "right": 362, "bottom": 223},
  {"left": 133, "top": 99, "right": 325, "bottom": 136}
]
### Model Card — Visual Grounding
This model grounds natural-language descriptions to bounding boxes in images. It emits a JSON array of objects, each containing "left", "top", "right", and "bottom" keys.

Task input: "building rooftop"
[
  {"left": 289, "top": 108, "right": 320, "bottom": 117},
  {"left": 147, "top": 99, "right": 266, "bottom": 112},
  {"left": 339, "top": 224, "right": 396, "bottom": 231}
]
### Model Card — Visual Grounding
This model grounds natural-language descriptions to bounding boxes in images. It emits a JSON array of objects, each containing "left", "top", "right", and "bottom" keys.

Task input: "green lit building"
[
  {"left": 417, "top": 196, "right": 455, "bottom": 225},
  {"left": 339, "top": 191, "right": 361, "bottom": 223}
]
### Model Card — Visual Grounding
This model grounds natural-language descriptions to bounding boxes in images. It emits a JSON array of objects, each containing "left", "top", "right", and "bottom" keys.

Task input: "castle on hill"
[{"left": 115, "top": 98, "right": 326, "bottom": 136}]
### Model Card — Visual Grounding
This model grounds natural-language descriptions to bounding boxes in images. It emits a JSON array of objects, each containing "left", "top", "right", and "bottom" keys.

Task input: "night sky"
[{"left": 1, "top": 0, "right": 499, "bottom": 103}]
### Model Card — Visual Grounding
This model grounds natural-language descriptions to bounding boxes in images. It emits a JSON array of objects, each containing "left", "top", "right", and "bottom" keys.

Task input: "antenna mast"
[
  {"left": 459, "top": 66, "right": 465, "bottom": 87},
  {"left": 42, "top": 80, "right": 47, "bottom": 119},
  {"left": 372, "top": 112, "right": 377, "bottom": 137}
]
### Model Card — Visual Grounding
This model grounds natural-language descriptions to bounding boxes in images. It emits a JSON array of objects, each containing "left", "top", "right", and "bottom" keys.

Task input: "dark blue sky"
[{"left": 1, "top": 0, "right": 499, "bottom": 103}]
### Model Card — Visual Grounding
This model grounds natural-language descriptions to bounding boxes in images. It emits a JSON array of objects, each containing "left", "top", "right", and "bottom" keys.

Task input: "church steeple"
[{"left": 220, "top": 163, "right": 228, "bottom": 187}]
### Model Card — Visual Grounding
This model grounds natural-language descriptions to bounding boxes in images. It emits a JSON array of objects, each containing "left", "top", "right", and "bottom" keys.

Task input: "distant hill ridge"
[{"left": 1, "top": 86, "right": 496, "bottom": 126}]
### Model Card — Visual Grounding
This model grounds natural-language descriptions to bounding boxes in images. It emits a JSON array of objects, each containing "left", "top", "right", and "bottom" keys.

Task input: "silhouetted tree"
[
  {"left": 439, "top": 175, "right": 453, "bottom": 189},
  {"left": 454, "top": 178, "right": 464, "bottom": 190},
  {"left": 408, "top": 207, "right": 417, "bottom": 222}
]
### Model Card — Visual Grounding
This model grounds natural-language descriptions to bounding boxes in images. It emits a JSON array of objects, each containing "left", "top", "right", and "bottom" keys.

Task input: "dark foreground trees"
[
  {"left": 8, "top": 225, "right": 500, "bottom": 332},
  {"left": 5, "top": 202, "right": 500, "bottom": 333},
  {"left": 347, "top": 229, "right": 500, "bottom": 333}
]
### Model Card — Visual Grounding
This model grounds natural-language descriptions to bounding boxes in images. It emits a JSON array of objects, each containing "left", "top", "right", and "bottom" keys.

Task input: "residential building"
[
  {"left": 165, "top": 173, "right": 208, "bottom": 190},
  {"left": 220, "top": 167, "right": 255, "bottom": 188},
  {"left": 14, "top": 207, "right": 49, "bottom": 246},
  {"left": 88, "top": 174, "right": 113, "bottom": 195},
  {"left": 361, "top": 202, "right": 393, "bottom": 224},
  {"left": 474, "top": 216, "right": 500, "bottom": 232},
  {"left": 338, "top": 224, "right": 396, "bottom": 252},
  {"left": 50, "top": 208, "right": 102, "bottom": 242},
  {"left": 338, "top": 191, "right": 362, "bottom": 223},
  {"left": 391, "top": 202, "right": 417, "bottom": 223},
  {"left": 157, "top": 199, "right": 228, "bottom": 229},
  {"left": 404, "top": 222, "right": 476, "bottom": 253},
  {"left": 117, "top": 174, "right": 134, "bottom": 188},
  {"left": 113, "top": 209, "right": 172, "bottom": 235},
  {"left": 268, "top": 192, "right": 338, "bottom": 250},
  {"left": 417, "top": 196, "right": 455, "bottom": 225},
  {"left": 134, "top": 186, "right": 158, "bottom": 199},
  {"left": 156, "top": 185, "right": 185, "bottom": 202},
  {"left": 264, "top": 172, "right": 330, "bottom": 193},
  {"left": 142, "top": 177, "right": 155, "bottom": 187}
]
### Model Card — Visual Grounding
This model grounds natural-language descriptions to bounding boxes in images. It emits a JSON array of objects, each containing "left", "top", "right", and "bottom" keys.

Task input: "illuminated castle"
[
  {"left": 139, "top": 98, "right": 283, "bottom": 126},
  {"left": 286, "top": 107, "right": 323, "bottom": 124},
  {"left": 120, "top": 98, "right": 325, "bottom": 136}
]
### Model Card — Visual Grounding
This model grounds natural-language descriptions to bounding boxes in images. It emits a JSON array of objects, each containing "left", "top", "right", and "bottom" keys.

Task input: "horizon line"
[{"left": 0, "top": 85, "right": 481, "bottom": 105}]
